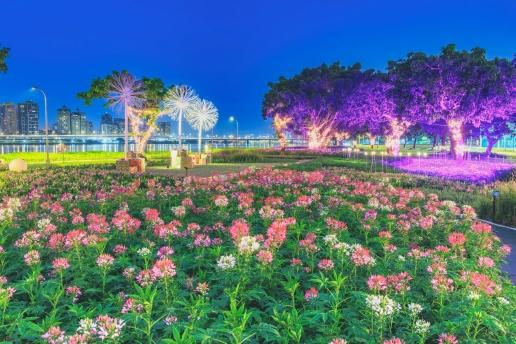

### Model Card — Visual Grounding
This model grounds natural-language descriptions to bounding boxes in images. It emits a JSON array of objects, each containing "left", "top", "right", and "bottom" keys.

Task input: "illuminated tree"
[
  {"left": 262, "top": 62, "right": 362, "bottom": 149},
  {"left": 272, "top": 115, "right": 291, "bottom": 154},
  {"left": 77, "top": 71, "right": 168, "bottom": 157},
  {"left": 482, "top": 118, "right": 514, "bottom": 156},
  {"left": 0, "top": 45, "right": 10, "bottom": 74},
  {"left": 186, "top": 99, "right": 218, "bottom": 154},
  {"left": 343, "top": 72, "right": 412, "bottom": 155},
  {"left": 106, "top": 73, "right": 146, "bottom": 157},
  {"left": 128, "top": 107, "right": 163, "bottom": 155},
  {"left": 388, "top": 44, "right": 515, "bottom": 160},
  {"left": 163, "top": 85, "right": 199, "bottom": 151}
]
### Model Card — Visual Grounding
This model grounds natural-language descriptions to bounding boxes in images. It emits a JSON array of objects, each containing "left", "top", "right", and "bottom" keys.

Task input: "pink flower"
[
  {"left": 195, "top": 282, "right": 209, "bottom": 295},
  {"left": 367, "top": 275, "right": 387, "bottom": 292},
  {"left": 113, "top": 245, "right": 127, "bottom": 255},
  {"left": 437, "top": 333, "right": 458, "bottom": 344},
  {"left": 265, "top": 219, "right": 287, "bottom": 249},
  {"left": 448, "top": 232, "right": 466, "bottom": 246},
  {"left": 318, "top": 259, "right": 335, "bottom": 271},
  {"left": 65, "top": 286, "right": 82, "bottom": 302},
  {"left": 41, "top": 326, "right": 66, "bottom": 344},
  {"left": 419, "top": 216, "right": 433, "bottom": 230},
  {"left": 52, "top": 257, "right": 70, "bottom": 272},
  {"left": 94, "top": 315, "right": 125, "bottom": 340},
  {"left": 229, "top": 219, "right": 249, "bottom": 243},
  {"left": 351, "top": 247, "right": 372, "bottom": 266},
  {"left": 364, "top": 209, "right": 377, "bottom": 222},
  {"left": 383, "top": 339, "right": 406, "bottom": 344},
  {"left": 478, "top": 257, "right": 495, "bottom": 268},
  {"left": 256, "top": 250, "right": 274, "bottom": 265},
  {"left": 329, "top": 339, "right": 348, "bottom": 344},
  {"left": 136, "top": 270, "right": 156, "bottom": 286},
  {"left": 152, "top": 258, "right": 176, "bottom": 278},
  {"left": 385, "top": 244, "right": 397, "bottom": 253},
  {"left": 24, "top": 250, "right": 40, "bottom": 266},
  {"left": 431, "top": 275, "right": 454, "bottom": 293},
  {"left": 499, "top": 244, "right": 511, "bottom": 256},
  {"left": 121, "top": 298, "right": 143, "bottom": 314},
  {"left": 304, "top": 287, "right": 318, "bottom": 301},
  {"left": 157, "top": 246, "right": 174, "bottom": 258},
  {"left": 97, "top": 254, "right": 114, "bottom": 268}
]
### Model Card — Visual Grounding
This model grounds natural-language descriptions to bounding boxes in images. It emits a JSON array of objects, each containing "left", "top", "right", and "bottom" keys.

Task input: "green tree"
[{"left": 0, "top": 45, "right": 11, "bottom": 74}]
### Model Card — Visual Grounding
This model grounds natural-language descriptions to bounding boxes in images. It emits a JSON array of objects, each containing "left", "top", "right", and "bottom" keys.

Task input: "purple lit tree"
[
  {"left": 481, "top": 118, "right": 514, "bottom": 156},
  {"left": 343, "top": 72, "right": 412, "bottom": 155},
  {"left": 388, "top": 44, "right": 515, "bottom": 160},
  {"left": 262, "top": 62, "right": 362, "bottom": 149},
  {"left": 420, "top": 121, "right": 449, "bottom": 149}
]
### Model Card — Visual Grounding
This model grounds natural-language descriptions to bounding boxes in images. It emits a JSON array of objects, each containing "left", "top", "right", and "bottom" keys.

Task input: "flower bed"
[
  {"left": 0, "top": 166, "right": 514, "bottom": 343},
  {"left": 391, "top": 158, "right": 516, "bottom": 182}
]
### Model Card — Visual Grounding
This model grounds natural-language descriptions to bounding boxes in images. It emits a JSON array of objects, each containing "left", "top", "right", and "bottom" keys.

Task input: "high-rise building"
[
  {"left": 80, "top": 111, "right": 87, "bottom": 134},
  {"left": 3, "top": 102, "right": 18, "bottom": 135},
  {"left": 87, "top": 121, "right": 93, "bottom": 134},
  {"left": 57, "top": 106, "right": 72, "bottom": 134},
  {"left": 0, "top": 103, "right": 5, "bottom": 134},
  {"left": 157, "top": 121, "right": 171, "bottom": 136},
  {"left": 113, "top": 118, "right": 124, "bottom": 134},
  {"left": 18, "top": 100, "right": 39, "bottom": 135},
  {"left": 70, "top": 110, "right": 80, "bottom": 135},
  {"left": 100, "top": 112, "right": 113, "bottom": 135}
]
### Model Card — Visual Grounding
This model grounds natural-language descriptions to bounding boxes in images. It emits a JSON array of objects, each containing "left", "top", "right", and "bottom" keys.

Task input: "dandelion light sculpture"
[
  {"left": 186, "top": 99, "right": 218, "bottom": 154},
  {"left": 164, "top": 85, "right": 199, "bottom": 151},
  {"left": 106, "top": 73, "right": 146, "bottom": 158}
]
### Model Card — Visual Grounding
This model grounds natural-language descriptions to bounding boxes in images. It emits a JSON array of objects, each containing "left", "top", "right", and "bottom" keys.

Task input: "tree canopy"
[
  {"left": 0, "top": 45, "right": 11, "bottom": 74},
  {"left": 262, "top": 44, "right": 516, "bottom": 158}
]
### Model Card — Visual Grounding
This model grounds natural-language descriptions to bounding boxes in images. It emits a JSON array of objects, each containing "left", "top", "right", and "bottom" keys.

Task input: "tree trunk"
[
  {"left": 440, "top": 134, "right": 446, "bottom": 147},
  {"left": 412, "top": 136, "right": 417, "bottom": 149},
  {"left": 198, "top": 127, "right": 202, "bottom": 155},
  {"left": 484, "top": 135, "right": 499, "bottom": 157},
  {"left": 403, "top": 137, "right": 407, "bottom": 148},
  {"left": 447, "top": 120, "right": 464, "bottom": 160},
  {"left": 432, "top": 135, "right": 437, "bottom": 148}
]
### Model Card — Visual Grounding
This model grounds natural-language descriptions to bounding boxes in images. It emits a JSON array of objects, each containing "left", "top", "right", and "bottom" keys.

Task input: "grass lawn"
[{"left": 147, "top": 162, "right": 299, "bottom": 178}]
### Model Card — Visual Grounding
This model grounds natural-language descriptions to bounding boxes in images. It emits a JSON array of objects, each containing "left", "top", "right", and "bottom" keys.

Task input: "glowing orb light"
[{"left": 9, "top": 159, "right": 28, "bottom": 172}]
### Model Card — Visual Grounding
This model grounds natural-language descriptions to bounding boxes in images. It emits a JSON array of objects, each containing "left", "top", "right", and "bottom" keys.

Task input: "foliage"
[
  {"left": 0, "top": 165, "right": 514, "bottom": 343},
  {"left": 0, "top": 44, "right": 10, "bottom": 74}
]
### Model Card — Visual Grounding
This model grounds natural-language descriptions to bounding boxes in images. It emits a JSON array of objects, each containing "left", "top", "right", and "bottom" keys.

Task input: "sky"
[{"left": 1, "top": 0, "right": 515, "bottom": 136}]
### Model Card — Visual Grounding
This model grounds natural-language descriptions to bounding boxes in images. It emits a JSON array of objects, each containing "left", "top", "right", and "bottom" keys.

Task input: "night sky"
[{"left": 1, "top": 0, "right": 515, "bottom": 136}]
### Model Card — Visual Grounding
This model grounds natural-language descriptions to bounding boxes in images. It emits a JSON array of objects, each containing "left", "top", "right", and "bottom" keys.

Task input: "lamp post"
[
  {"left": 31, "top": 86, "right": 50, "bottom": 163},
  {"left": 492, "top": 190, "right": 500, "bottom": 223},
  {"left": 230, "top": 116, "right": 238, "bottom": 148}
]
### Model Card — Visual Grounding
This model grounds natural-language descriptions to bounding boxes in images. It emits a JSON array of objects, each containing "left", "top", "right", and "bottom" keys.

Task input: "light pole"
[
  {"left": 230, "top": 116, "right": 238, "bottom": 148},
  {"left": 31, "top": 86, "right": 50, "bottom": 163}
]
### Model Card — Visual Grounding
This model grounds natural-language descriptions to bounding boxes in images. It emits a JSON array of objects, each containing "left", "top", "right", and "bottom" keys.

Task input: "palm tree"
[
  {"left": 107, "top": 72, "right": 146, "bottom": 158},
  {"left": 186, "top": 99, "right": 218, "bottom": 154},
  {"left": 163, "top": 85, "right": 198, "bottom": 151}
]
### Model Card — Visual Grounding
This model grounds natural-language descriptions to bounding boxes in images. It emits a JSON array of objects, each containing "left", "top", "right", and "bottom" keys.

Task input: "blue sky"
[{"left": 0, "top": 0, "right": 515, "bottom": 135}]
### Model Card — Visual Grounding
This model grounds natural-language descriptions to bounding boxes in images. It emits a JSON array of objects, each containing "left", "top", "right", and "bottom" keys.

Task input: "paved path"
[{"left": 491, "top": 223, "right": 516, "bottom": 284}]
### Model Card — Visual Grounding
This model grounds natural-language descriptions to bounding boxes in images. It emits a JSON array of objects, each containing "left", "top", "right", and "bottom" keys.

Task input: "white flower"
[
  {"left": 324, "top": 234, "right": 338, "bottom": 246},
  {"left": 468, "top": 292, "right": 481, "bottom": 300},
  {"left": 77, "top": 318, "right": 97, "bottom": 334},
  {"left": 37, "top": 218, "right": 51, "bottom": 230},
  {"left": 311, "top": 188, "right": 319, "bottom": 195},
  {"left": 497, "top": 297, "right": 510, "bottom": 305},
  {"left": 137, "top": 248, "right": 152, "bottom": 257},
  {"left": 238, "top": 236, "right": 260, "bottom": 255},
  {"left": 407, "top": 303, "right": 423, "bottom": 317},
  {"left": 365, "top": 295, "right": 400, "bottom": 317},
  {"left": 415, "top": 319, "right": 430, "bottom": 334},
  {"left": 398, "top": 255, "right": 406, "bottom": 262},
  {"left": 217, "top": 255, "right": 236, "bottom": 270}
]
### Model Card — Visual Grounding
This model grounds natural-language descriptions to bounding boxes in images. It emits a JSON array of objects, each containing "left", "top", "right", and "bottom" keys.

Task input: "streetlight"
[
  {"left": 229, "top": 116, "right": 238, "bottom": 148},
  {"left": 492, "top": 190, "right": 500, "bottom": 223},
  {"left": 31, "top": 86, "right": 50, "bottom": 163}
]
